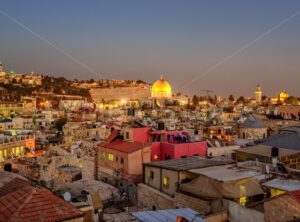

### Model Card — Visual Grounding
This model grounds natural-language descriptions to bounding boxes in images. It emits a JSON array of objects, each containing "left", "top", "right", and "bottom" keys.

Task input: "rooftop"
[
  {"left": 0, "top": 186, "right": 83, "bottom": 222},
  {"left": 131, "top": 208, "right": 205, "bottom": 222},
  {"left": 262, "top": 178, "right": 300, "bottom": 191},
  {"left": 235, "top": 145, "right": 300, "bottom": 157},
  {"left": 258, "top": 133, "right": 300, "bottom": 151},
  {"left": 100, "top": 140, "right": 145, "bottom": 153},
  {"left": 144, "top": 157, "right": 233, "bottom": 171},
  {"left": 189, "top": 166, "right": 268, "bottom": 182},
  {"left": 238, "top": 115, "right": 266, "bottom": 128}
]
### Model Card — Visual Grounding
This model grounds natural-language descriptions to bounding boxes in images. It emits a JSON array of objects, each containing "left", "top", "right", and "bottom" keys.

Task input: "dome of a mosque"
[{"left": 151, "top": 76, "right": 172, "bottom": 99}]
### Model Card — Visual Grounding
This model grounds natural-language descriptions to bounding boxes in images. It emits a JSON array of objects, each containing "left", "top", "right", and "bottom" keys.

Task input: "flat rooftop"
[
  {"left": 235, "top": 145, "right": 300, "bottom": 157},
  {"left": 144, "top": 157, "right": 233, "bottom": 171}
]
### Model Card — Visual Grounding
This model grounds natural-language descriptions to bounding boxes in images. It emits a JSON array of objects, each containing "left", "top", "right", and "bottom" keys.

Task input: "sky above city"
[{"left": 0, "top": 0, "right": 300, "bottom": 97}]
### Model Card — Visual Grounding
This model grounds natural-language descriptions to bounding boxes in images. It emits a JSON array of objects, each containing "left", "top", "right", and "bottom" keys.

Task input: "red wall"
[
  {"left": 132, "top": 127, "right": 150, "bottom": 144},
  {"left": 151, "top": 141, "right": 208, "bottom": 161}
]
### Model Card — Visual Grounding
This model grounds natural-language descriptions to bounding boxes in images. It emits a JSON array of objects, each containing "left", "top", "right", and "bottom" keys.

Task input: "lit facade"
[{"left": 255, "top": 85, "right": 262, "bottom": 103}]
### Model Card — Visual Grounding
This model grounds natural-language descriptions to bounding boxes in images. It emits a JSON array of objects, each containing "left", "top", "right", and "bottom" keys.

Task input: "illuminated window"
[
  {"left": 154, "top": 154, "right": 159, "bottom": 160},
  {"left": 3, "top": 150, "right": 7, "bottom": 158},
  {"left": 12, "top": 148, "right": 15, "bottom": 155},
  {"left": 0, "top": 150, "right": 3, "bottom": 160},
  {"left": 108, "top": 153, "right": 114, "bottom": 161},
  {"left": 20, "top": 146, "right": 24, "bottom": 153},
  {"left": 16, "top": 147, "right": 20, "bottom": 156},
  {"left": 163, "top": 176, "right": 169, "bottom": 187}
]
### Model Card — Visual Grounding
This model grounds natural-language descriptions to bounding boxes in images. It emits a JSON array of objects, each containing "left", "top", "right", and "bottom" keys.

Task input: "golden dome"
[
  {"left": 151, "top": 75, "right": 172, "bottom": 98},
  {"left": 279, "top": 90, "right": 289, "bottom": 102}
]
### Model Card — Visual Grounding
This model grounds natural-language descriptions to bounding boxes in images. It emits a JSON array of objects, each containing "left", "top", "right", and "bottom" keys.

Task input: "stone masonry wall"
[
  {"left": 138, "top": 183, "right": 174, "bottom": 210},
  {"left": 174, "top": 192, "right": 212, "bottom": 215}
]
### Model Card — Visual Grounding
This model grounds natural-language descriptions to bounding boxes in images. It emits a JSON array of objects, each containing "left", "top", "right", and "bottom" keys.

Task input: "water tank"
[{"left": 271, "top": 147, "right": 279, "bottom": 157}]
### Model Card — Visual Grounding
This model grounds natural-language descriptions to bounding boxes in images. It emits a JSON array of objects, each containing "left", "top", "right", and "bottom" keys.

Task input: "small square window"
[{"left": 108, "top": 153, "right": 114, "bottom": 161}]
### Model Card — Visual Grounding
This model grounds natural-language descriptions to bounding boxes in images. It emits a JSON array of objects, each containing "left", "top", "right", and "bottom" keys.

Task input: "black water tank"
[
  {"left": 4, "top": 163, "right": 12, "bottom": 172},
  {"left": 271, "top": 147, "right": 279, "bottom": 157}
]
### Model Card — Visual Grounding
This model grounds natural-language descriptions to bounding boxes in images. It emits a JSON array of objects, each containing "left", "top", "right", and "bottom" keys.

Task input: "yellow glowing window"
[
  {"left": 12, "top": 148, "right": 15, "bottom": 155},
  {"left": 20, "top": 146, "right": 24, "bottom": 153},
  {"left": 163, "top": 176, "right": 169, "bottom": 187},
  {"left": 0, "top": 150, "right": 2, "bottom": 159},
  {"left": 3, "top": 150, "right": 7, "bottom": 158},
  {"left": 108, "top": 153, "right": 114, "bottom": 161},
  {"left": 16, "top": 147, "right": 20, "bottom": 156}
]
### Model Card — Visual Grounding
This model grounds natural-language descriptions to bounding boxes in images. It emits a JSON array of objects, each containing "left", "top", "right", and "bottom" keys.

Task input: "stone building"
[
  {"left": 238, "top": 114, "right": 268, "bottom": 140},
  {"left": 278, "top": 105, "right": 300, "bottom": 119},
  {"left": 138, "top": 157, "right": 233, "bottom": 214},
  {"left": 97, "top": 140, "right": 151, "bottom": 185},
  {"left": 235, "top": 145, "right": 300, "bottom": 170}
]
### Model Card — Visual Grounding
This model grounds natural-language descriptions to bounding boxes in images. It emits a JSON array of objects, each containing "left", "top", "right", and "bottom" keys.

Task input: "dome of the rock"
[{"left": 151, "top": 76, "right": 172, "bottom": 99}]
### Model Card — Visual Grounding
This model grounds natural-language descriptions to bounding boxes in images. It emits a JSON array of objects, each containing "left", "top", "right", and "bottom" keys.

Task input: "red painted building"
[{"left": 151, "top": 141, "right": 207, "bottom": 161}]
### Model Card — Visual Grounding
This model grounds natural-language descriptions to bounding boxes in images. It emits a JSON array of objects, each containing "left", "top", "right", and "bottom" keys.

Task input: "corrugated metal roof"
[
  {"left": 189, "top": 166, "right": 269, "bottom": 182},
  {"left": 189, "top": 166, "right": 250, "bottom": 182},
  {"left": 131, "top": 208, "right": 205, "bottom": 222}
]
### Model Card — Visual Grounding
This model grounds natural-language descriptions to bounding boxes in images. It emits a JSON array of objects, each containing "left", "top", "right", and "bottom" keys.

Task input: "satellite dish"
[{"left": 63, "top": 192, "right": 72, "bottom": 202}]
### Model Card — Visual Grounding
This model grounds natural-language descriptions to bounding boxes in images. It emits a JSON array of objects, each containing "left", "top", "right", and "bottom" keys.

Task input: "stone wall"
[
  {"left": 239, "top": 128, "right": 267, "bottom": 140},
  {"left": 137, "top": 183, "right": 174, "bottom": 210},
  {"left": 207, "top": 145, "right": 240, "bottom": 159},
  {"left": 174, "top": 192, "right": 212, "bottom": 215}
]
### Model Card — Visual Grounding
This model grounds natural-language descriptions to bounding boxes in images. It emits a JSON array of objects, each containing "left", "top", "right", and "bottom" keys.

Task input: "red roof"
[
  {"left": 0, "top": 178, "right": 31, "bottom": 198},
  {"left": 105, "top": 130, "right": 120, "bottom": 143},
  {"left": 100, "top": 141, "right": 144, "bottom": 153},
  {"left": 0, "top": 186, "right": 83, "bottom": 222}
]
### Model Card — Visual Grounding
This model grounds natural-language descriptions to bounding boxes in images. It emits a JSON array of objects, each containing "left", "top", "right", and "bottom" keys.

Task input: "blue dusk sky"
[{"left": 0, "top": 0, "right": 300, "bottom": 97}]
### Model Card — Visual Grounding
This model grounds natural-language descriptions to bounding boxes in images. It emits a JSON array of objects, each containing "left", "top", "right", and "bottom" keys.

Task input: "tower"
[
  {"left": 0, "top": 61, "right": 3, "bottom": 73},
  {"left": 255, "top": 85, "right": 262, "bottom": 104}
]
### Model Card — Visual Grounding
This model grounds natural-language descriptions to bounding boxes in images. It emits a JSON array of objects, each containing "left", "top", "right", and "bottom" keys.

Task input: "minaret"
[
  {"left": 255, "top": 85, "right": 262, "bottom": 104},
  {"left": 0, "top": 61, "right": 3, "bottom": 73}
]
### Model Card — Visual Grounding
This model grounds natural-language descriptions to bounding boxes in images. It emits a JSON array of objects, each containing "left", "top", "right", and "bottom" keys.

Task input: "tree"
[
  {"left": 236, "top": 96, "right": 245, "bottom": 104},
  {"left": 55, "top": 118, "right": 67, "bottom": 131},
  {"left": 229, "top": 94, "right": 235, "bottom": 102},
  {"left": 285, "top": 96, "right": 299, "bottom": 105},
  {"left": 192, "top": 95, "right": 199, "bottom": 106},
  {"left": 261, "top": 95, "right": 267, "bottom": 102}
]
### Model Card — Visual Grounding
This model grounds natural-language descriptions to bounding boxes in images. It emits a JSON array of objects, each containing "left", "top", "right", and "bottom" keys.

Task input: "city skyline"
[{"left": 1, "top": 1, "right": 300, "bottom": 97}]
